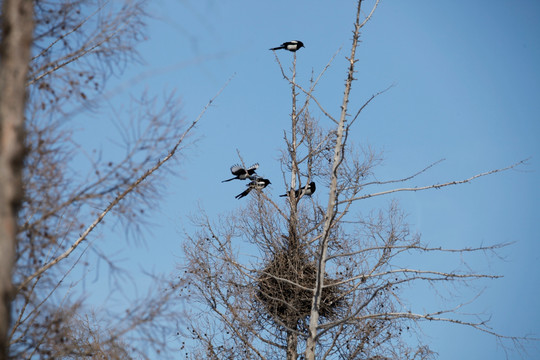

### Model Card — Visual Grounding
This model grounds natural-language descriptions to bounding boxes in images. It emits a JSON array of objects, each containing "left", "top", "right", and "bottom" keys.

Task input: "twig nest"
[{"left": 256, "top": 248, "right": 344, "bottom": 326}]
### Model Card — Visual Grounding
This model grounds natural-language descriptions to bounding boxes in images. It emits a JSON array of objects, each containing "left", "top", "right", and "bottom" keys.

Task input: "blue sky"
[{"left": 73, "top": 1, "right": 540, "bottom": 358}]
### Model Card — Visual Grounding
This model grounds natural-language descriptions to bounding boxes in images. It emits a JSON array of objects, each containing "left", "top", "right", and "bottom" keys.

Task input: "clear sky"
[{"left": 73, "top": 1, "right": 540, "bottom": 358}]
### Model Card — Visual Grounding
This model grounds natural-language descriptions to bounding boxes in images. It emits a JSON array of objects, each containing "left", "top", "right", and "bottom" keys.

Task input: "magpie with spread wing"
[
  {"left": 269, "top": 40, "right": 305, "bottom": 52},
  {"left": 280, "top": 182, "right": 316, "bottom": 198},
  {"left": 235, "top": 178, "right": 271, "bottom": 199},
  {"left": 222, "top": 163, "right": 259, "bottom": 182}
]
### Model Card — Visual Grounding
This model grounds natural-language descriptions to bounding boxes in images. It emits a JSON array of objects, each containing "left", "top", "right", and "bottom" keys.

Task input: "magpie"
[
  {"left": 222, "top": 163, "right": 259, "bottom": 182},
  {"left": 270, "top": 40, "right": 305, "bottom": 52},
  {"left": 235, "top": 178, "right": 271, "bottom": 199},
  {"left": 280, "top": 182, "right": 316, "bottom": 198}
]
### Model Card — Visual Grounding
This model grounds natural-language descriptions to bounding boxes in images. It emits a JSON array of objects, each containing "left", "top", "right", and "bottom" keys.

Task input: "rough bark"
[{"left": 0, "top": 0, "right": 34, "bottom": 358}]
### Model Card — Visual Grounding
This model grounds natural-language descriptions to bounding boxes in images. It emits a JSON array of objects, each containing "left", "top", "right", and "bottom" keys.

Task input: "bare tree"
[
  {"left": 2, "top": 0, "right": 224, "bottom": 358},
  {"left": 180, "top": 1, "right": 531, "bottom": 359},
  {"left": 0, "top": 1, "right": 34, "bottom": 359}
]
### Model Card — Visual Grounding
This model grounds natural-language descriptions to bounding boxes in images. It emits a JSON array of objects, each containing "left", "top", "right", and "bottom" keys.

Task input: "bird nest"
[{"left": 256, "top": 248, "right": 344, "bottom": 327}]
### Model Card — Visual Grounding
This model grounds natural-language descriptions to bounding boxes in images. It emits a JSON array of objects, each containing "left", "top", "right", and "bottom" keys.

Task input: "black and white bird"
[
  {"left": 222, "top": 163, "right": 259, "bottom": 182},
  {"left": 280, "top": 182, "right": 316, "bottom": 198},
  {"left": 269, "top": 40, "right": 305, "bottom": 52},
  {"left": 235, "top": 178, "right": 271, "bottom": 199}
]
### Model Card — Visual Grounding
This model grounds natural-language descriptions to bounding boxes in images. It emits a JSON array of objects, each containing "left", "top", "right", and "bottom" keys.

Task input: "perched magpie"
[
  {"left": 235, "top": 178, "right": 271, "bottom": 199},
  {"left": 222, "top": 163, "right": 259, "bottom": 182},
  {"left": 270, "top": 40, "right": 305, "bottom": 52},
  {"left": 280, "top": 182, "right": 316, "bottom": 198}
]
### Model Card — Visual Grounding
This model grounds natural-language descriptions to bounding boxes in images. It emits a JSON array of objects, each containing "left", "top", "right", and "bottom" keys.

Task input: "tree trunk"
[
  {"left": 286, "top": 330, "right": 298, "bottom": 360},
  {"left": 0, "top": 0, "right": 34, "bottom": 358},
  {"left": 305, "top": 1, "right": 363, "bottom": 359}
]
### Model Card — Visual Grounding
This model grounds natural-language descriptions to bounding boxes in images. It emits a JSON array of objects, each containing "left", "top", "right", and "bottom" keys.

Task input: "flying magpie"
[
  {"left": 222, "top": 163, "right": 259, "bottom": 182},
  {"left": 270, "top": 40, "right": 305, "bottom": 52},
  {"left": 235, "top": 178, "right": 271, "bottom": 199},
  {"left": 280, "top": 182, "right": 316, "bottom": 198}
]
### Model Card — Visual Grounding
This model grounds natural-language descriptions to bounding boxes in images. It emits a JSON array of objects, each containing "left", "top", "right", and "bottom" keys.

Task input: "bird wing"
[
  {"left": 230, "top": 164, "right": 247, "bottom": 176},
  {"left": 246, "top": 163, "right": 259, "bottom": 175}
]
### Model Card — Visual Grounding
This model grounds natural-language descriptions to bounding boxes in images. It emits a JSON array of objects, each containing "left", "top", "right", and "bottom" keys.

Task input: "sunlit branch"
[
  {"left": 329, "top": 268, "right": 501, "bottom": 289},
  {"left": 356, "top": 311, "right": 538, "bottom": 341},
  {"left": 340, "top": 160, "right": 526, "bottom": 204},
  {"left": 297, "top": 47, "right": 342, "bottom": 119},
  {"left": 361, "top": 159, "right": 445, "bottom": 187},
  {"left": 294, "top": 82, "right": 337, "bottom": 124},
  {"left": 17, "top": 77, "right": 233, "bottom": 292},
  {"left": 348, "top": 84, "right": 394, "bottom": 127},
  {"left": 358, "top": 0, "right": 381, "bottom": 29}
]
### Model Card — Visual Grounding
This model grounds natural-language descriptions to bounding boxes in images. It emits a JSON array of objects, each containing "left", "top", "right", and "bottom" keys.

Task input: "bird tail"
[
  {"left": 279, "top": 194, "right": 287, "bottom": 197},
  {"left": 222, "top": 177, "right": 235, "bottom": 183},
  {"left": 269, "top": 46, "right": 284, "bottom": 51},
  {"left": 235, "top": 189, "right": 250, "bottom": 199}
]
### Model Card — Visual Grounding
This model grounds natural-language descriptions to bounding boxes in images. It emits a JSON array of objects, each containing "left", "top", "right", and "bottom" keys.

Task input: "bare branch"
[
  {"left": 342, "top": 160, "right": 527, "bottom": 204},
  {"left": 358, "top": 0, "right": 381, "bottom": 29},
  {"left": 349, "top": 83, "right": 394, "bottom": 127},
  {"left": 361, "top": 158, "right": 446, "bottom": 187},
  {"left": 17, "top": 77, "right": 233, "bottom": 292}
]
